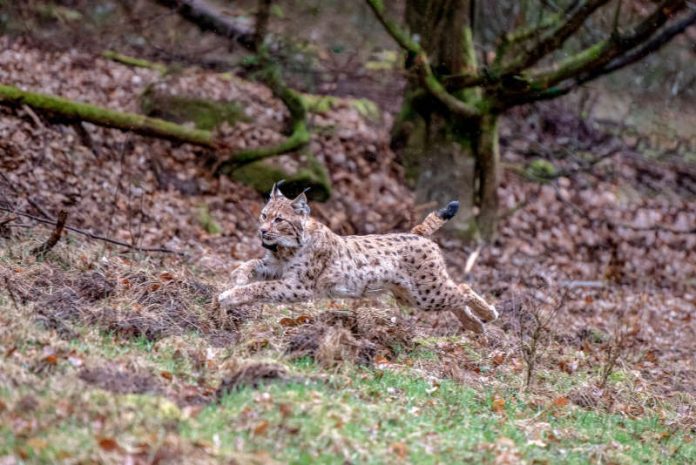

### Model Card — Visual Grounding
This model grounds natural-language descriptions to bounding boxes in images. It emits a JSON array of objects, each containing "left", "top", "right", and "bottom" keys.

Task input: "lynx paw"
[{"left": 217, "top": 289, "right": 236, "bottom": 307}]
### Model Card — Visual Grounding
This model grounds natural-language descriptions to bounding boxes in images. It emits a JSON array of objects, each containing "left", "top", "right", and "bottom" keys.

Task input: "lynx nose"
[{"left": 260, "top": 228, "right": 269, "bottom": 237}]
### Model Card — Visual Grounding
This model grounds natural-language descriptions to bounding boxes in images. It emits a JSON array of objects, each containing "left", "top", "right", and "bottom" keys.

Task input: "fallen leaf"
[
  {"left": 492, "top": 352, "right": 506, "bottom": 366},
  {"left": 295, "top": 315, "right": 311, "bottom": 324},
  {"left": 558, "top": 359, "right": 577, "bottom": 374},
  {"left": 374, "top": 355, "right": 389, "bottom": 365},
  {"left": 253, "top": 420, "right": 269, "bottom": 436},
  {"left": 492, "top": 396, "right": 506, "bottom": 414},
  {"left": 391, "top": 442, "right": 408, "bottom": 458},
  {"left": 97, "top": 437, "right": 121, "bottom": 452},
  {"left": 552, "top": 396, "right": 569, "bottom": 408},
  {"left": 160, "top": 371, "right": 173, "bottom": 381},
  {"left": 43, "top": 354, "right": 58, "bottom": 365},
  {"left": 159, "top": 271, "right": 175, "bottom": 281},
  {"left": 644, "top": 350, "right": 658, "bottom": 363},
  {"left": 279, "top": 317, "right": 297, "bottom": 327},
  {"left": 278, "top": 403, "right": 292, "bottom": 417}
]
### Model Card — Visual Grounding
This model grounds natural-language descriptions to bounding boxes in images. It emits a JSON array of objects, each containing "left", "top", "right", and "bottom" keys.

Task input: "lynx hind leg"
[
  {"left": 410, "top": 279, "right": 484, "bottom": 333},
  {"left": 458, "top": 283, "right": 498, "bottom": 322},
  {"left": 452, "top": 307, "right": 484, "bottom": 334}
]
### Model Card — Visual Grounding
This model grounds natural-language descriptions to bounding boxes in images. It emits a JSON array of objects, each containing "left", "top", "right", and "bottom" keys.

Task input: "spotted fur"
[{"left": 218, "top": 183, "right": 497, "bottom": 333}]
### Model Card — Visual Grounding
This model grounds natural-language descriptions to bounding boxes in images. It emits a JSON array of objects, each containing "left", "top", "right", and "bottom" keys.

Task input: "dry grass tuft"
[
  {"left": 283, "top": 308, "right": 414, "bottom": 366},
  {"left": 79, "top": 365, "right": 162, "bottom": 395},
  {"left": 0, "top": 234, "right": 228, "bottom": 343},
  {"left": 216, "top": 360, "right": 294, "bottom": 399}
]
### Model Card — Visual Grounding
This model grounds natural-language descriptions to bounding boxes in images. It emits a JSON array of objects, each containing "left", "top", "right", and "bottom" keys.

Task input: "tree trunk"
[
  {"left": 477, "top": 113, "right": 500, "bottom": 240},
  {"left": 397, "top": 0, "right": 500, "bottom": 240}
]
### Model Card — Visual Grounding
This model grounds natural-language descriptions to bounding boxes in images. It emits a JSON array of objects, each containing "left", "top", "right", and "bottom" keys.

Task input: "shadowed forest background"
[{"left": 0, "top": 1, "right": 695, "bottom": 464}]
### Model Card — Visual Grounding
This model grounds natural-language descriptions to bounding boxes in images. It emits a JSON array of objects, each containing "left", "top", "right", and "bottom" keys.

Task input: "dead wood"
[
  {"left": 0, "top": 205, "right": 184, "bottom": 256},
  {"left": 31, "top": 210, "right": 68, "bottom": 257}
]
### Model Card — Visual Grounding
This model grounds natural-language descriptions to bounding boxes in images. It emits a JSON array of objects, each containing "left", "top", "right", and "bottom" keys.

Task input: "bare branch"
[
  {"left": 153, "top": 0, "right": 257, "bottom": 50},
  {"left": 0, "top": 205, "right": 185, "bottom": 255},
  {"left": 501, "top": 1, "right": 693, "bottom": 107},
  {"left": 579, "top": 8, "right": 696, "bottom": 83},
  {"left": 500, "top": 0, "right": 612, "bottom": 77},
  {"left": 364, "top": 0, "right": 480, "bottom": 118},
  {"left": 530, "top": 0, "right": 687, "bottom": 89}
]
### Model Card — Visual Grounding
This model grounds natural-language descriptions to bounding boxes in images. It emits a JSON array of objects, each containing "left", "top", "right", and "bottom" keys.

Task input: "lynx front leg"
[
  {"left": 218, "top": 280, "right": 313, "bottom": 308},
  {"left": 228, "top": 258, "right": 281, "bottom": 287}
]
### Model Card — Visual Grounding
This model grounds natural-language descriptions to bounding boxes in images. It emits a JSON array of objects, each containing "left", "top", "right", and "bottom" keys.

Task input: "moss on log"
[
  {"left": 140, "top": 87, "right": 248, "bottom": 130},
  {"left": 231, "top": 151, "right": 331, "bottom": 201},
  {"left": 102, "top": 51, "right": 168, "bottom": 74},
  {"left": 0, "top": 84, "right": 213, "bottom": 146},
  {"left": 301, "top": 94, "right": 380, "bottom": 121},
  {"left": 0, "top": 83, "right": 331, "bottom": 199}
]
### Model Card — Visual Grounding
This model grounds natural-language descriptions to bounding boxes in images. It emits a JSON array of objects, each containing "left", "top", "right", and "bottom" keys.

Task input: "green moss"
[
  {"left": 0, "top": 84, "right": 212, "bottom": 146},
  {"left": 526, "top": 159, "right": 557, "bottom": 180},
  {"left": 102, "top": 51, "right": 168, "bottom": 74},
  {"left": 300, "top": 94, "right": 380, "bottom": 122},
  {"left": 231, "top": 152, "right": 331, "bottom": 201},
  {"left": 196, "top": 204, "right": 222, "bottom": 234},
  {"left": 140, "top": 88, "right": 248, "bottom": 131}
]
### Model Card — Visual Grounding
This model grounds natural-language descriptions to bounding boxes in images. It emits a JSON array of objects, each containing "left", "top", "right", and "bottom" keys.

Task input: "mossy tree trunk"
[
  {"left": 369, "top": 0, "right": 695, "bottom": 241},
  {"left": 396, "top": 0, "right": 498, "bottom": 240}
]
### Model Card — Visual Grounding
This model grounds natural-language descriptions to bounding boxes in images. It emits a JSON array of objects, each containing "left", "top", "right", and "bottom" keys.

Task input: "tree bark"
[
  {"left": 396, "top": 0, "right": 498, "bottom": 240},
  {"left": 476, "top": 114, "right": 500, "bottom": 240}
]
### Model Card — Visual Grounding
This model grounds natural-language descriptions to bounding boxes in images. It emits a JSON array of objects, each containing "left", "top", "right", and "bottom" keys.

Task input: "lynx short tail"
[{"left": 410, "top": 200, "right": 459, "bottom": 237}]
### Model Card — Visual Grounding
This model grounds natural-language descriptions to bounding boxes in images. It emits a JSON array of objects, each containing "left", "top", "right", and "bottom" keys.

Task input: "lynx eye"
[
  {"left": 260, "top": 213, "right": 267, "bottom": 220},
  {"left": 273, "top": 216, "right": 284, "bottom": 223}
]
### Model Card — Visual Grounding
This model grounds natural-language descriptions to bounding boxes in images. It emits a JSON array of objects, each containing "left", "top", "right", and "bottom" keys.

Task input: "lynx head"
[{"left": 258, "top": 181, "right": 310, "bottom": 250}]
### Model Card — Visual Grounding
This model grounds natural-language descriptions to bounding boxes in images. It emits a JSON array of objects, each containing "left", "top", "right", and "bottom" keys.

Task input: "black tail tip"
[{"left": 437, "top": 200, "right": 460, "bottom": 220}]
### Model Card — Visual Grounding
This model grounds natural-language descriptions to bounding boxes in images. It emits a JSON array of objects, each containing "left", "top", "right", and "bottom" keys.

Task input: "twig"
[
  {"left": 3, "top": 276, "right": 19, "bottom": 311},
  {"left": 21, "top": 104, "right": 45, "bottom": 129},
  {"left": 27, "top": 197, "right": 53, "bottom": 220},
  {"left": 0, "top": 214, "right": 17, "bottom": 227},
  {"left": 0, "top": 205, "right": 185, "bottom": 256},
  {"left": 0, "top": 214, "right": 17, "bottom": 237},
  {"left": 31, "top": 209, "right": 68, "bottom": 257}
]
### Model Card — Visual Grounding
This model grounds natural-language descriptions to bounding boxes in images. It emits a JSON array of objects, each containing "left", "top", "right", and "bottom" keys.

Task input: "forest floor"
[{"left": 1, "top": 37, "right": 695, "bottom": 464}]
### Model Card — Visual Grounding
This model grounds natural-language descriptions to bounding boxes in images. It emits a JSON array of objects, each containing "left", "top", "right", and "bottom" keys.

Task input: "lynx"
[{"left": 218, "top": 182, "right": 498, "bottom": 333}]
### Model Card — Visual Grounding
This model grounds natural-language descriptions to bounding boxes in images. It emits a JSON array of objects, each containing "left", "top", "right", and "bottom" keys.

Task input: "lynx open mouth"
[{"left": 261, "top": 235, "right": 278, "bottom": 251}]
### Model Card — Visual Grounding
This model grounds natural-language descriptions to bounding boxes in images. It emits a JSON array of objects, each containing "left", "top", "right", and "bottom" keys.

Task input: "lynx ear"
[
  {"left": 270, "top": 179, "right": 286, "bottom": 199},
  {"left": 290, "top": 192, "right": 310, "bottom": 215}
]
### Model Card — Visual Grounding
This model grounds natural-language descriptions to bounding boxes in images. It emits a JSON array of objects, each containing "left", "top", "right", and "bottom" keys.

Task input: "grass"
[{"left": 1, "top": 236, "right": 695, "bottom": 464}]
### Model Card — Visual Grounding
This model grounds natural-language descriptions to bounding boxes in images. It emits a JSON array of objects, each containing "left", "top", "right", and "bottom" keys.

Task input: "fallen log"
[
  {"left": 0, "top": 84, "right": 212, "bottom": 146},
  {"left": 0, "top": 83, "right": 327, "bottom": 197},
  {"left": 0, "top": 83, "right": 309, "bottom": 168}
]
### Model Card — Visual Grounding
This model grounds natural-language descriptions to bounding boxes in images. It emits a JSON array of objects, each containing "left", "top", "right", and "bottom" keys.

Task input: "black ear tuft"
[
  {"left": 290, "top": 192, "right": 310, "bottom": 215},
  {"left": 270, "top": 179, "right": 286, "bottom": 199},
  {"left": 436, "top": 200, "right": 460, "bottom": 220}
]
